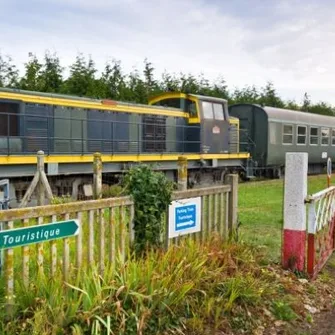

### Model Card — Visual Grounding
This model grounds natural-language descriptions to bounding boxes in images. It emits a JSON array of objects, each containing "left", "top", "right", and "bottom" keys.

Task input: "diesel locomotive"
[{"left": 0, "top": 88, "right": 250, "bottom": 207}]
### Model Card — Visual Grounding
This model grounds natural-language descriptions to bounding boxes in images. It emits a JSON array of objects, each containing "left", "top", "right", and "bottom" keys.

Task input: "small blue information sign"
[
  {"left": 175, "top": 204, "right": 196, "bottom": 231},
  {"left": 168, "top": 197, "right": 201, "bottom": 238}
]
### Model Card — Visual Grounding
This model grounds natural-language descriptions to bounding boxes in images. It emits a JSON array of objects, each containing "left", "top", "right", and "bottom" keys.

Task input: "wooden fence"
[{"left": 0, "top": 176, "right": 237, "bottom": 314}]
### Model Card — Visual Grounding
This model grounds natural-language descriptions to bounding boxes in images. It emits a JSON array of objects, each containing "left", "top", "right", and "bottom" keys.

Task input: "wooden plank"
[
  {"left": 22, "top": 218, "right": 30, "bottom": 287},
  {"left": 172, "top": 185, "right": 231, "bottom": 200},
  {"left": 208, "top": 194, "right": 213, "bottom": 239},
  {"left": 63, "top": 213, "right": 70, "bottom": 281},
  {"left": 99, "top": 209, "right": 105, "bottom": 274},
  {"left": 213, "top": 193, "right": 218, "bottom": 232},
  {"left": 0, "top": 196, "right": 133, "bottom": 221},
  {"left": 76, "top": 211, "right": 83, "bottom": 270},
  {"left": 129, "top": 204, "right": 135, "bottom": 245},
  {"left": 51, "top": 214, "right": 57, "bottom": 276},
  {"left": 219, "top": 192, "right": 225, "bottom": 238},
  {"left": 110, "top": 207, "right": 116, "bottom": 270},
  {"left": 5, "top": 221, "right": 14, "bottom": 316},
  {"left": 120, "top": 206, "right": 126, "bottom": 262},
  {"left": 37, "top": 216, "right": 44, "bottom": 274},
  {"left": 88, "top": 210, "right": 94, "bottom": 265}
]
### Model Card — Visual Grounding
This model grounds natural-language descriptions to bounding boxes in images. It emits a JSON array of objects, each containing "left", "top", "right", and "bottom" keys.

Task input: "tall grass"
[{"left": 0, "top": 235, "right": 275, "bottom": 334}]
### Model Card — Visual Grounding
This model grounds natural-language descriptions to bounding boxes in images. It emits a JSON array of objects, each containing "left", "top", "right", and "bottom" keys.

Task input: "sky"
[{"left": 0, "top": 0, "right": 334, "bottom": 105}]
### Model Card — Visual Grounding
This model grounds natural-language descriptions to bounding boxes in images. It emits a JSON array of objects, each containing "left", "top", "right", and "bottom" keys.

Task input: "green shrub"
[{"left": 122, "top": 164, "right": 175, "bottom": 255}]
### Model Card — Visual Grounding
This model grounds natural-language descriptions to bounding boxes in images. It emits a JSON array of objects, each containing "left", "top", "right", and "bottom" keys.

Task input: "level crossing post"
[{"left": 282, "top": 152, "right": 308, "bottom": 272}]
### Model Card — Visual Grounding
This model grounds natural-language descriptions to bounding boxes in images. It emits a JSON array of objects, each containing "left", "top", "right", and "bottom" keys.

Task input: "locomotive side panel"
[{"left": 54, "top": 106, "right": 88, "bottom": 153}]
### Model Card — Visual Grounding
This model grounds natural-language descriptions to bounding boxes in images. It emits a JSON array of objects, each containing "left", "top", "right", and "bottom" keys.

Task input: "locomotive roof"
[
  {"left": 0, "top": 87, "right": 182, "bottom": 112},
  {"left": 188, "top": 94, "right": 228, "bottom": 104}
]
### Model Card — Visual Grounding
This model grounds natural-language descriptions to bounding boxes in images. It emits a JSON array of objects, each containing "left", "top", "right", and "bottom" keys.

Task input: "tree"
[
  {"left": 100, "top": 59, "right": 127, "bottom": 100},
  {"left": 19, "top": 53, "right": 42, "bottom": 91},
  {"left": 143, "top": 58, "right": 159, "bottom": 96},
  {"left": 259, "top": 81, "right": 285, "bottom": 108},
  {"left": 285, "top": 100, "right": 300, "bottom": 110},
  {"left": 302, "top": 92, "right": 311, "bottom": 112},
  {"left": 38, "top": 51, "right": 63, "bottom": 93},
  {"left": 160, "top": 71, "right": 180, "bottom": 92},
  {"left": 231, "top": 85, "right": 260, "bottom": 104},
  {"left": 309, "top": 102, "right": 335, "bottom": 116},
  {"left": 210, "top": 76, "right": 229, "bottom": 100},
  {"left": 62, "top": 53, "right": 98, "bottom": 97},
  {"left": 0, "top": 53, "right": 19, "bottom": 88},
  {"left": 179, "top": 73, "right": 199, "bottom": 94}
]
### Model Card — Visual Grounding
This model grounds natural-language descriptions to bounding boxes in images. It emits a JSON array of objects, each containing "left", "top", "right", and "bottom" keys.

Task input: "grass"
[
  {"left": 0, "top": 236, "right": 278, "bottom": 334},
  {"left": 237, "top": 174, "right": 330, "bottom": 262}
]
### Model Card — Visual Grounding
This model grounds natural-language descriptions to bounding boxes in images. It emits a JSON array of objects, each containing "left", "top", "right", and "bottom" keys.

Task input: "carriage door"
[
  {"left": 239, "top": 117, "right": 253, "bottom": 153},
  {"left": 200, "top": 100, "right": 230, "bottom": 153}
]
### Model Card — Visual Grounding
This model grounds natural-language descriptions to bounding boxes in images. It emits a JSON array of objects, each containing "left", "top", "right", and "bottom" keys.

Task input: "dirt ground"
[
  {"left": 299, "top": 256, "right": 335, "bottom": 335},
  {"left": 310, "top": 310, "right": 335, "bottom": 335}
]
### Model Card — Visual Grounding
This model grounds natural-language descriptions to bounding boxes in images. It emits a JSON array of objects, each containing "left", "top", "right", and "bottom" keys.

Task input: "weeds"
[
  {"left": 271, "top": 300, "right": 298, "bottom": 321},
  {"left": 0, "top": 236, "right": 290, "bottom": 335}
]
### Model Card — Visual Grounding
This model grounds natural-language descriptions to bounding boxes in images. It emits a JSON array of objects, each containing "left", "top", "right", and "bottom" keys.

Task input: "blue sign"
[
  {"left": 168, "top": 197, "right": 201, "bottom": 238},
  {"left": 175, "top": 204, "right": 196, "bottom": 231}
]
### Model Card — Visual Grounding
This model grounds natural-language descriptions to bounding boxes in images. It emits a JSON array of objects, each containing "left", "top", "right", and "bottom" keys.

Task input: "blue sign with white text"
[{"left": 175, "top": 204, "right": 196, "bottom": 231}]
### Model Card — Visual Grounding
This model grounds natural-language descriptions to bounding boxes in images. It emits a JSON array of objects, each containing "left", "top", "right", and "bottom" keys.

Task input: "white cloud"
[{"left": 1, "top": 0, "right": 335, "bottom": 105}]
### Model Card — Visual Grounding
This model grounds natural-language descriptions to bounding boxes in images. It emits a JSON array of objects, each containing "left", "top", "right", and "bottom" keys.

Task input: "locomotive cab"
[{"left": 148, "top": 93, "right": 230, "bottom": 154}]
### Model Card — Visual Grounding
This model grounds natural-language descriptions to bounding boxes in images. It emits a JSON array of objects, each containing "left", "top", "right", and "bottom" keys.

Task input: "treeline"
[{"left": 0, "top": 51, "right": 334, "bottom": 116}]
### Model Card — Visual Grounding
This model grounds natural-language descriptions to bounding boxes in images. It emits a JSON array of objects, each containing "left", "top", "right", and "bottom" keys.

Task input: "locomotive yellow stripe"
[
  {"left": 0, "top": 153, "right": 250, "bottom": 165},
  {"left": 0, "top": 92, "right": 188, "bottom": 118}
]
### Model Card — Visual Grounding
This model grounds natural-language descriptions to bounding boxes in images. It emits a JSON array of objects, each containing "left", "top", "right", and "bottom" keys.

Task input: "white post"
[{"left": 282, "top": 152, "right": 308, "bottom": 271}]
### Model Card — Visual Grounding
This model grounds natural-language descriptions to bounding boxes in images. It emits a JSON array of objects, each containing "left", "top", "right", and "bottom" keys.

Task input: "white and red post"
[{"left": 282, "top": 153, "right": 308, "bottom": 272}]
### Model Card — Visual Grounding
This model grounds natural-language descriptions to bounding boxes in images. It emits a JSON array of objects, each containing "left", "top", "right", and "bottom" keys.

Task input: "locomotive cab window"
[
  {"left": 310, "top": 127, "right": 319, "bottom": 145},
  {"left": 201, "top": 101, "right": 225, "bottom": 120},
  {"left": 321, "top": 127, "right": 330, "bottom": 146},
  {"left": 213, "top": 103, "right": 224, "bottom": 120},
  {"left": 282, "top": 124, "right": 293, "bottom": 144},
  {"left": 297, "top": 125, "right": 307, "bottom": 145},
  {"left": 331, "top": 129, "right": 335, "bottom": 146},
  {"left": 186, "top": 100, "right": 197, "bottom": 117},
  {"left": 202, "top": 101, "right": 214, "bottom": 119}
]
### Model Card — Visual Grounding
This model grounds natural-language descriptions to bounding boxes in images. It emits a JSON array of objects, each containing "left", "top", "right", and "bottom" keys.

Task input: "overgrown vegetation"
[
  {"left": 0, "top": 51, "right": 334, "bottom": 115},
  {"left": 0, "top": 237, "right": 307, "bottom": 334}
]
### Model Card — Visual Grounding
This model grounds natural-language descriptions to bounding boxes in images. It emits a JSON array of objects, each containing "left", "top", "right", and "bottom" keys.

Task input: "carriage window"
[
  {"left": 202, "top": 101, "right": 214, "bottom": 119},
  {"left": 213, "top": 103, "right": 224, "bottom": 120},
  {"left": 297, "top": 125, "right": 307, "bottom": 145},
  {"left": 282, "top": 124, "right": 293, "bottom": 144},
  {"left": 310, "top": 127, "right": 318, "bottom": 145},
  {"left": 321, "top": 127, "right": 330, "bottom": 145},
  {"left": 332, "top": 129, "right": 335, "bottom": 146}
]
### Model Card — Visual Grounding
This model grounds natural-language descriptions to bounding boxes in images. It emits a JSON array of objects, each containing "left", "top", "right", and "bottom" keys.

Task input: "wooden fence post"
[
  {"left": 93, "top": 152, "right": 102, "bottom": 199},
  {"left": 282, "top": 152, "right": 308, "bottom": 272},
  {"left": 19, "top": 151, "right": 53, "bottom": 207},
  {"left": 177, "top": 156, "right": 187, "bottom": 191},
  {"left": 225, "top": 174, "right": 238, "bottom": 237}
]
